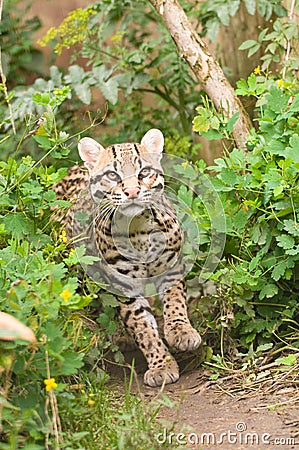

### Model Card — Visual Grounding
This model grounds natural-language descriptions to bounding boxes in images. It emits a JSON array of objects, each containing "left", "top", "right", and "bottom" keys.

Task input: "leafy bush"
[
  {"left": 192, "top": 69, "right": 299, "bottom": 362},
  {"left": 1, "top": 0, "right": 299, "bottom": 446},
  {"left": 0, "top": 0, "right": 42, "bottom": 83},
  {"left": 198, "top": 0, "right": 286, "bottom": 42},
  {"left": 0, "top": 140, "right": 165, "bottom": 448},
  {"left": 33, "top": 0, "right": 203, "bottom": 151}
]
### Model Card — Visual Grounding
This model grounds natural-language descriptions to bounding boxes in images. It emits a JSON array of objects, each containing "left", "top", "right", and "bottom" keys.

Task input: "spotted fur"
[{"left": 54, "top": 129, "right": 201, "bottom": 386}]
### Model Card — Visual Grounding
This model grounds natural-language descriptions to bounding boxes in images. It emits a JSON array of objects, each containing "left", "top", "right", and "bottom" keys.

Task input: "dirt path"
[
  {"left": 109, "top": 349, "right": 299, "bottom": 449},
  {"left": 154, "top": 371, "right": 298, "bottom": 449}
]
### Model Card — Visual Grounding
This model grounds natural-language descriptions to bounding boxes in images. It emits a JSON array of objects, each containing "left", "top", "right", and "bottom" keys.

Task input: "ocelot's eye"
[
  {"left": 105, "top": 171, "right": 121, "bottom": 182},
  {"left": 139, "top": 167, "right": 153, "bottom": 179}
]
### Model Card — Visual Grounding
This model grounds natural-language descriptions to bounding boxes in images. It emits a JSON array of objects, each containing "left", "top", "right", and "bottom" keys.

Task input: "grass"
[
  {"left": 48, "top": 368, "right": 176, "bottom": 450},
  {"left": 0, "top": 350, "right": 178, "bottom": 450}
]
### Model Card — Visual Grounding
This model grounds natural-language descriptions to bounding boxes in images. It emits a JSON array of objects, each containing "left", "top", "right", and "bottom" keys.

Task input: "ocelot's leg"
[
  {"left": 119, "top": 298, "right": 179, "bottom": 387},
  {"left": 162, "top": 280, "right": 201, "bottom": 352}
]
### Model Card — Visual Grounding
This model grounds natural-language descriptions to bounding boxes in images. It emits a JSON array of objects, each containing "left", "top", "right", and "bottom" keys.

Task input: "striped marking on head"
[{"left": 78, "top": 129, "right": 165, "bottom": 208}]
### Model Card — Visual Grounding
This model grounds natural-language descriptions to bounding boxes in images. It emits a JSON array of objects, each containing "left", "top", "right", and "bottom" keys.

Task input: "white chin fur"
[{"left": 117, "top": 202, "right": 146, "bottom": 217}]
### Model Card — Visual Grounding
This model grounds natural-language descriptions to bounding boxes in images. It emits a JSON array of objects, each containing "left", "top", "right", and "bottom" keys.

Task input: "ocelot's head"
[{"left": 78, "top": 129, "right": 165, "bottom": 216}]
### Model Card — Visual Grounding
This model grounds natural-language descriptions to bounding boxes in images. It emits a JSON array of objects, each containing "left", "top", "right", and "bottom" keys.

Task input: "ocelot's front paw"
[
  {"left": 165, "top": 323, "right": 201, "bottom": 352},
  {"left": 144, "top": 356, "right": 179, "bottom": 387}
]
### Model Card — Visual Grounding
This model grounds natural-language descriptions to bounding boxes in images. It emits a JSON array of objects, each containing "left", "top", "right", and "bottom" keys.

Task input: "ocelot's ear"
[
  {"left": 78, "top": 137, "right": 105, "bottom": 171},
  {"left": 141, "top": 129, "right": 164, "bottom": 159}
]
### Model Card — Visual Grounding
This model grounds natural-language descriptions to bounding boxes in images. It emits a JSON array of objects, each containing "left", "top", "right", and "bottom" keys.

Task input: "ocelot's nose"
[{"left": 124, "top": 186, "right": 140, "bottom": 199}]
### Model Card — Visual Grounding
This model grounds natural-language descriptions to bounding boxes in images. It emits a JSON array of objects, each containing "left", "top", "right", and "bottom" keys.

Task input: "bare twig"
[{"left": 251, "top": 394, "right": 299, "bottom": 411}]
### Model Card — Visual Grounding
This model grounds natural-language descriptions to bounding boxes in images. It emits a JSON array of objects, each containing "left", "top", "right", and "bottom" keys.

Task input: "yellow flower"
[
  {"left": 59, "top": 229, "right": 67, "bottom": 243},
  {"left": 254, "top": 65, "right": 261, "bottom": 75},
  {"left": 46, "top": 174, "right": 52, "bottom": 182},
  {"left": 277, "top": 79, "right": 284, "bottom": 88},
  {"left": 88, "top": 399, "right": 95, "bottom": 406},
  {"left": 53, "top": 89, "right": 64, "bottom": 95},
  {"left": 44, "top": 378, "right": 58, "bottom": 392},
  {"left": 60, "top": 288, "right": 72, "bottom": 302},
  {"left": 181, "top": 161, "right": 188, "bottom": 169}
]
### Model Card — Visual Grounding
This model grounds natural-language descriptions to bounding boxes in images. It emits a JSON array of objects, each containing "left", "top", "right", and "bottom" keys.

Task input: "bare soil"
[{"left": 108, "top": 348, "right": 299, "bottom": 450}]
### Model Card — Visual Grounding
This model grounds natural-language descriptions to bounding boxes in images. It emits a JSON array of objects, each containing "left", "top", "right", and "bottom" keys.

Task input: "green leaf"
[
  {"left": 210, "top": 116, "right": 220, "bottom": 130},
  {"left": 65, "top": 245, "right": 99, "bottom": 267},
  {"left": 192, "top": 107, "right": 210, "bottom": 133},
  {"left": 235, "top": 78, "right": 249, "bottom": 96},
  {"left": 0, "top": 193, "right": 12, "bottom": 206},
  {"left": 101, "top": 293, "right": 119, "bottom": 308},
  {"left": 259, "top": 283, "right": 278, "bottom": 299},
  {"left": 276, "top": 354, "right": 297, "bottom": 366},
  {"left": 205, "top": 18, "right": 220, "bottom": 42},
  {"left": 3, "top": 213, "right": 34, "bottom": 238},
  {"left": 276, "top": 234, "right": 295, "bottom": 249},
  {"left": 59, "top": 350, "right": 85, "bottom": 375},
  {"left": 247, "top": 73, "right": 257, "bottom": 91},
  {"left": 202, "top": 129, "right": 223, "bottom": 140},
  {"left": 244, "top": 0, "right": 256, "bottom": 15},
  {"left": 289, "top": 93, "right": 299, "bottom": 112},
  {"left": 266, "top": 86, "right": 289, "bottom": 113},
  {"left": 286, "top": 244, "right": 299, "bottom": 256},
  {"left": 32, "top": 92, "right": 50, "bottom": 106},
  {"left": 220, "top": 168, "right": 238, "bottom": 186},
  {"left": 226, "top": 112, "right": 239, "bottom": 133},
  {"left": 283, "top": 219, "right": 299, "bottom": 236},
  {"left": 251, "top": 222, "right": 269, "bottom": 245},
  {"left": 265, "top": 139, "right": 285, "bottom": 156},
  {"left": 178, "top": 185, "right": 193, "bottom": 208},
  {"left": 256, "top": 343, "right": 273, "bottom": 352},
  {"left": 273, "top": 185, "right": 283, "bottom": 197},
  {"left": 284, "top": 134, "right": 299, "bottom": 163},
  {"left": 100, "top": 76, "right": 119, "bottom": 105},
  {"left": 239, "top": 39, "right": 258, "bottom": 50},
  {"left": 92, "top": 66, "right": 119, "bottom": 105},
  {"left": 249, "top": 255, "right": 260, "bottom": 271},
  {"left": 234, "top": 209, "right": 248, "bottom": 232},
  {"left": 65, "top": 65, "right": 91, "bottom": 104},
  {"left": 74, "top": 82, "right": 91, "bottom": 104},
  {"left": 33, "top": 135, "right": 52, "bottom": 150},
  {"left": 271, "top": 261, "right": 287, "bottom": 281},
  {"left": 248, "top": 43, "right": 261, "bottom": 58}
]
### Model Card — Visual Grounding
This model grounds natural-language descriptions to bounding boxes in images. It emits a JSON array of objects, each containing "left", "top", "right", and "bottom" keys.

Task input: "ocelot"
[{"left": 53, "top": 129, "right": 201, "bottom": 387}]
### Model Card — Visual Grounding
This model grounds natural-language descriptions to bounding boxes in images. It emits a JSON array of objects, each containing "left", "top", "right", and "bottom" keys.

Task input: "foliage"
[
  {"left": 0, "top": 89, "right": 168, "bottom": 447},
  {"left": 0, "top": 0, "right": 42, "bottom": 83},
  {"left": 196, "top": 0, "right": 286, "bottom": 41},
  {"left": 36, "top": 0, "right": 200, "bottom": 141},
  {"left": 1, "top": 0, "right": 299, "bottom": 447},
  {"left": 189, "top": 1, "right": 299, "bottom": 366},
  {"left": 38, "top": 7, "right": 97, "bottom": 55},
  {"left": 239, "top": 14, "right": 299, "bottom": 72},
  {"left": 21, "top": 0, "right": 287, "bottom": 148},
  {"left": 192, "top": 68, "right": 299, "bottom": 359},
  {"left": 4, "top": 0, "right": 290, "bottom": 154},
  {"left": 2, "top": 0, "right": 202, "bottom": 161}
]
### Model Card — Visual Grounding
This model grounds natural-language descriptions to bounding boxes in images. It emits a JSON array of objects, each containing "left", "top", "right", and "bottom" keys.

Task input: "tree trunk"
[{"left": 149, "top": 0, "right": 253, "bottom": 150}]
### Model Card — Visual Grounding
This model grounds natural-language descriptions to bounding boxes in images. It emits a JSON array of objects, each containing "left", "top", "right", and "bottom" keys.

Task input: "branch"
[{"left": 149, "top": 0, "right": 253, "bottom": 150}]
